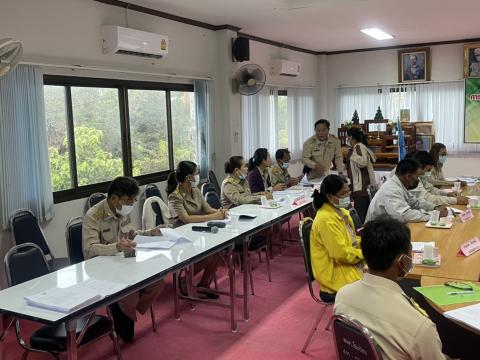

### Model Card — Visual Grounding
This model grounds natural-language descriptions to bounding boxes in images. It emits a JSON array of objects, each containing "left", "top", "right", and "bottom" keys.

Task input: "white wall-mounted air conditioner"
[
  {"left": 101, "top": 25, "right": 168, "bottom": 59},
  {"left": 271, "top": 59, "right": 301, "bottom": 77}
]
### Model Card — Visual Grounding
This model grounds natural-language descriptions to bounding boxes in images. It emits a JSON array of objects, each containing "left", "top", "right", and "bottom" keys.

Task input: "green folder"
[{"left": 414, "top": 283, "right": 480, "bottom": 306}]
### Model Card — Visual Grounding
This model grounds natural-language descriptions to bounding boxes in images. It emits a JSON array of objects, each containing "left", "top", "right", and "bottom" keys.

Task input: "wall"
[
  {"left": 325, "top": 43, "right": 465, "bottom": 126},
  {"left": 0, "top": 0, "right": 320, "bottom": 284}
]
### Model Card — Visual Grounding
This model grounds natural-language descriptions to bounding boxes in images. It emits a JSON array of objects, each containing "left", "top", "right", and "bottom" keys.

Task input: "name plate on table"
[
  {"left": 459, "top": 208, "right": 474, "bottom": 223},
  {"left": 293, "top": 196, "right": 307, "bottom": 206},
  {"left": 458, "top": 237, "right": 480, "bottom": 257}
]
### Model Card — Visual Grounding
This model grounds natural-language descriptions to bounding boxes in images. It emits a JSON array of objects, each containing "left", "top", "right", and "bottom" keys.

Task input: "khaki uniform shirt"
[
  {"left": 334, "top": 273, "right": 446, "bottom": 360},
  {"left": 82, "top": 199, "right": 149, "bottom": 259},
  {"left": 220, "top": 175, "right": 262, "bottom": 209},
  {"left": 270, "top": 164, "right": 291, "bottom": 186},
  {"left": 302, "top": 134, "right": 344, "bottom": 178},
  {"left": 168, "top": 187, "right": 213, "bottom": 227}
]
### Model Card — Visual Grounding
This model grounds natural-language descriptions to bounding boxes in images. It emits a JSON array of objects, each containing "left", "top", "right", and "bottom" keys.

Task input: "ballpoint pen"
[{"left": 447, "top": 291, "right": 474, "bottom": 295}]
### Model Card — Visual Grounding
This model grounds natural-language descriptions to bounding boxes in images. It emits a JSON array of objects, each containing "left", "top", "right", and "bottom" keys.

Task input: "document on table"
[
  {"left": 444, "top": 303, "right": 480, "bottom": 331},
  {"left": 412, "top": 242, "right": 435, "bottom": 252},
  {"left": 24, "top": 279, "right": 127, "bottom": 313},
  {"left": 135, "top": 228, "right": 192, "bottom": 249}
]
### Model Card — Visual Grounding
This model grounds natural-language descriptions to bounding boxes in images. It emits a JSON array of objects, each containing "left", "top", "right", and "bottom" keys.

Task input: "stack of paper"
[
  {"left": 135, "top": 228, "right": 192, "bottom": 250},
  {"left": 412, "top": 242, "right": 435, "bottom": 252},
  {"left": 24, "top": 279, "right": 126, "bottom": 313},
  {"left": 444, "top": 303, "right": 480, "bottom": 331}
]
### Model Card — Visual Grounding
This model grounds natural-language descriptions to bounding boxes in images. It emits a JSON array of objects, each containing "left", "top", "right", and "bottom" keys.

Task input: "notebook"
[
  {"left": 444, "top": 303, "right": 480, "bottom": 331},
  {"left": 135, "top": 229, "right": 192, "bottom": 250}
]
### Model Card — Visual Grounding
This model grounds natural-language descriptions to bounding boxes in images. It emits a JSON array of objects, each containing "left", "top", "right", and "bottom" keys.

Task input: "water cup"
[
  {"left": 423, "top": 244, "right": 434, "bottom": 260},
  {"left": 468, "top": 197, "right": 479, "bottom": 207},
  {"left": 429, "top": 210, "right": 440, "bottom": 225},
  {"left": 261, "top": 196, "right": 268, "bottom": 207},
  {"left": 454, "top": 181, "right": 462, "bottom": 192},
  {"left": 439, "top": 217, "right": 453, "bottom": 226},
  {"left": 230, "top": 214, "right": 239, "bottom": 228}
]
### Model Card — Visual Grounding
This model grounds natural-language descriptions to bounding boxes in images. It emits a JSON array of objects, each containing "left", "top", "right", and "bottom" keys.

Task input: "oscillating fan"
[
  {"left": 0, "top": 38, "right": 23, "bottom": 78},
  {"left": 232, "top": 63, "right": 266, "bottom": 96}
]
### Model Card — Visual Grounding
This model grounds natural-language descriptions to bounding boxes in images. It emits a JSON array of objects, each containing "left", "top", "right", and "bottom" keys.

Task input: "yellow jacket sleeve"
[{"left": 321, "top": 219, "right": 363, "bottom": 264}]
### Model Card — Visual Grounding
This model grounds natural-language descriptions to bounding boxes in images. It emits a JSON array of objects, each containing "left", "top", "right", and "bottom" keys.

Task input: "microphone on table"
[{"left": 192, "top": 226, "right": 219, "bottom": 233}]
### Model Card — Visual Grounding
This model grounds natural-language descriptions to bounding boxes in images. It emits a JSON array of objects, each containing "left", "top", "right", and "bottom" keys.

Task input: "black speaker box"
[{"left": 232, "top": 37, "right": 250, "bottom": 62}]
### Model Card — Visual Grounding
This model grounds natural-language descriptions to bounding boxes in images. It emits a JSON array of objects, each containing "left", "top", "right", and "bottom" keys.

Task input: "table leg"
[
  {"left": 227, "top": 246, "right": 237, "bottom": 332},
  {"left": 173, "top": 272, "right": 180, "bottom": 320},
  {"left": 66, "top": 320, "right": 77, "bottom": 360},
  {"left": 243, "top": 235, "right": 250, "bottom": 321}
]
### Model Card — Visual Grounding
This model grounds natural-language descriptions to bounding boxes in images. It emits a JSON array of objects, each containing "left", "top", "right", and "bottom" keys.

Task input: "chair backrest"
[
  {"left": 208, "top": 170, "right": 221, "bottom": 195},
  {"left": 205, "top": 191, "right": 222, "bottom": 209},
  {"left": 142, "top": 196, "right": 171, "bottom": 229},
  {"left": 333, "top": 314, "right": 383, "bottom": 360},
  {"left": 145, "top": 183, "right": 162, "bottom": 200},
  {"left": 349, "top": 208, "right": 363, "bottom": 231},
  {"left": 299, "top": 218, "right": 315, "bottom": 283},
  {"left": 201, "top": 182, "right": 216, "bottom": 196},
  {"left": 367, "top": 184, "right": 378, "bottom": 201},
  {"left": 66, "top": 217, "right": 84, "bottom": 265},
  {"left": 4, "top": 243, "right": 51, "bottom": 287},
  {"left": 9, "top": 209, "right": 51, "bottom": 256},
  {"left": 85, "top": 192, "right": 106, "bottom": 213}
]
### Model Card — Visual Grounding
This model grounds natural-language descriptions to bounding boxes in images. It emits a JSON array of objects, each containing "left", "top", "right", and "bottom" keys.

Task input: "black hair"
[
  {"left": 395, "top": 158, "right": 420, "bottom": 176},
  {"left": 248, "top": 148, "right": 269, "bottom": 172},
  {"left": 361, "top": 215, "right": 411, "bottom": 271},
  {"left": 225, "top": 156, "right": 244, "bottom": 174},
  {"left": 411, "top": 150, "right": 434, "bottom": 168},
  {"left": 167, "top": 161, "right": 197, "bottom": 195},
  {"left": 107, "top": 176, "right": 139, "bottom": 198},
  {"left": 314, "top": 119, "right": 330, "bottom": 129},
  {"left": 312, "top": 174, "right": 347, "bottom": 209},
  {"left": 346, "top": 127, "right": 369, "bottom": 147},
  {"left": 275, "top": 148, "right": 290, "bottom": 161}
]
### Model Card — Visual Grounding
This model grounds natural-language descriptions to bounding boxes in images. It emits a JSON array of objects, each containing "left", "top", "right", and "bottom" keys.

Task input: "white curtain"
[
  {"left": 194, "top": 79, "right": 213, "bottom": 179},
  {"left": 0, "top": 65, "right": 54, "bottom": 229},
  {"left": 337, "top": 81, "right": 480, "bottom": 153},
  {"left": 241, "top": 87, "right": 276, "bottom": 159},
  {"left": 287, "top": 88, "right": 316, "bottom": 159}
]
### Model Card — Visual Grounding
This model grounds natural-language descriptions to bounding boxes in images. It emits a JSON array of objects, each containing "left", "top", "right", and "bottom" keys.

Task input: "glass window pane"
[
  {"left": 44, "top": 85, "right": 72, "bottom": 191},
  {"left": 128, "top": 89, "right": 169, "bottom": 176},
  {"left": 277, "top": 94, "right": 288, "bottom": 148},
  {"left": 71, "top": 87, "right": 123, "bottom": 186},
  {"left": 171, "top": 91, "right": 197, "bottom": 165}
]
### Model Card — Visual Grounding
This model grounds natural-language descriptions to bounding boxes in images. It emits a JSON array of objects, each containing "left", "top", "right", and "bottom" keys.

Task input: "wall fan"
[
  {"left": 0, "top": 38, "right": 23, "bottom": 78},
  {"left": 232, "top": 63, "right": 266, "bottom": 96}
]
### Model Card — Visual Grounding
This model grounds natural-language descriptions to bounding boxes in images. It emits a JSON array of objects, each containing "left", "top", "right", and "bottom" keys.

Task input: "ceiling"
[{"left": 125, "top": 0, "right": 480, "bottom": 52}]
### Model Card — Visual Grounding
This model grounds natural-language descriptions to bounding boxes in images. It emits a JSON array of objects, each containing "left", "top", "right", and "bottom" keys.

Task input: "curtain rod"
[
  {"left": 20, "top": 61, "right": 213, "bottom": 81},
  {"left": 337, "top": 79, "right": 463, "bottom": 89},
  {"left": 266, "top": 83, "right": 316, "bottom": 89}
]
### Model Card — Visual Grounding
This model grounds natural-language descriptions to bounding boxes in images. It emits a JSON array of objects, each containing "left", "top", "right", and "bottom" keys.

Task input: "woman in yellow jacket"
[{"left": 310, "top": 174, "right": 364, "bottom": 302}]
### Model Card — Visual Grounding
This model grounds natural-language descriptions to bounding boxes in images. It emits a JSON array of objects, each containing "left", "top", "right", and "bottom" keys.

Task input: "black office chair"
[
  {"left": 367, "top": 184, "right": 378, "bottom": 201},
  {"left": 65, "top": 218, "right": 159, "bottom": 332},
  {"left": 205, "top": 191, "right": 222, "bottom": 210},
  {"left": 145, "top": 183, "right": 162, "bottom": 200},
  {"left": 349, "top": 208, "right": 363, "bottom": 233},
  {"left": 9, "top": 209, "right": 69, "bottom": 271},
  {"left": 4, "top": 243, "right": 122, "bottom": 360},
  {"left": 208, "top": 170, "right": 221, "bottom": 195},
  {"left": 298, "top": 218, "right": 334, "bottom": 353},
  {"left": 333, "top": 314, "right": 383, "bottom": 360},
  {"left": 86, "top": 192, "right": 106, "bottom": 210},
  {"left": 201, "top": 182, "right": 216, "bottom": 196}
]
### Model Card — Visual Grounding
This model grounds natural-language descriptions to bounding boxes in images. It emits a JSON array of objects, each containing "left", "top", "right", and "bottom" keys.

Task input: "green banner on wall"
[{"left": 465, "top": 78, "right": 480, "bottom": 143}]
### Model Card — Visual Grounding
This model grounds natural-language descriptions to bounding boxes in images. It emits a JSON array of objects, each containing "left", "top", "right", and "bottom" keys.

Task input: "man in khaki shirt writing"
[
  {"left": 83, "top": 176, "right": 164, "bottom": 342},
  {"left": 271, "top": 148, "right": 300, "bottom": 187},
  {"left": 302, "top": 119, "right": 344, "bottom": 179},
  {"left": 334, "top": 215, "right": 446, "bottom": 360}
]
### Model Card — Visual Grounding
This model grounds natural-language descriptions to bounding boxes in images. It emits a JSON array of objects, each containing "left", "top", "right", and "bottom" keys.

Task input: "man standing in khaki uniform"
[
  {"left": 302, "top": 119, "right": 344, "bottom": 179},
  {"left": 83, "top": 176, "right": 165, "bottom": 342},
  {"left": 334, "top": 216, "right": 446, "bottom": 360}
]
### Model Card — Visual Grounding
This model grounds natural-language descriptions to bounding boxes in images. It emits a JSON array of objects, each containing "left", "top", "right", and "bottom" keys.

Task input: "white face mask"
[
  {"left": 190, "top": 174, "right": 200, "bottom": 188},
  {"left": 331, "top": 195, "right": 350, "bottom": 209},
  {"left": 117, "top": 204, "right": 134, "bottom": 217},
  {"left": 439, "top": 155, "right": 447, "bottom": 164}
]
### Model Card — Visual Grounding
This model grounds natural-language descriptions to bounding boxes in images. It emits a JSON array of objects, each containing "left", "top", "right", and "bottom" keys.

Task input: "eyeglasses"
[{"left": 444, "top": 281, "right": 473, "bottom": 291}]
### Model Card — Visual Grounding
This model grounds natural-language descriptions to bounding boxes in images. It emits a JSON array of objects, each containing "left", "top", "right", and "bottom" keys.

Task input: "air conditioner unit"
[
  {"left": 271, "top": 59, "right": 301, "bottom": 77},
  {"left": 101, "top": 25, "right": 168, "bottom": 59}
]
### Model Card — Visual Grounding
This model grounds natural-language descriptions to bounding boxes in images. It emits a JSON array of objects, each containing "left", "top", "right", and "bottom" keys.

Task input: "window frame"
[{"left": 44, "top": 75, "right": 194, "bottom": 203}]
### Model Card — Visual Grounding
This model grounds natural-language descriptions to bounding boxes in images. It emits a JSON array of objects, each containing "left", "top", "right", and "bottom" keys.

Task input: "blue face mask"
[
  {"left": 281, "top": 162, "right": 289, "bottom": 170},
  {"left": 439, "top": 155, "right": 447, "bottom": 164}
]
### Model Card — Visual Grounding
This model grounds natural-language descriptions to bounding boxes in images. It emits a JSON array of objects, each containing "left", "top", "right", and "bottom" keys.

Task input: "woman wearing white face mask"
[
  {"left": 167, "top": 161, "right": 225, "bottom": 299},
  {"left": 310, "top": 174, "right": 364, "bottom": 302},
  {"left": 221, "top": 156, "right": 272, "bottom": 209},
  {"left": 428, "top": 142, "right": 454, "bottom": 187}
]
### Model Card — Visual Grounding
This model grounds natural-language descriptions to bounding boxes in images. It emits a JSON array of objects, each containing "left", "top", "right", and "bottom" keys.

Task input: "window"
[
  {"left": 277, "top": 91, "right": 288, "bottom": 148},
  {"left": 43, "top": 76, "right": 195, "bottom": 202}
]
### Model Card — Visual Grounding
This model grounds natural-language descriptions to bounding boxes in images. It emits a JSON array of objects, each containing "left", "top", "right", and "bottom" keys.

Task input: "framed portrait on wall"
[
  {"left": 415, "top": 121, "right": 434, "bottom": 135},
  {"left": 398, "top": 48, "right": 431, "bottom": 83},
  {"left": 416, "top": 135, "right": 435, "bottom": 152},
  {"left": 463, "top": 43, "right": 480, "bottom": 78}
]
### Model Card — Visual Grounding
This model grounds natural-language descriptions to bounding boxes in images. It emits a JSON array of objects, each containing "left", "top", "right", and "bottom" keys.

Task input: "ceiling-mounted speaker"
[{"left": 232, "top": 37, "right": 250, "bottom": 62}]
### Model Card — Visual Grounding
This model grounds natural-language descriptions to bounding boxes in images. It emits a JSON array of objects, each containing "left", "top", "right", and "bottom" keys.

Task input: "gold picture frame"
[
  {"left": 463, "top": 43, "right": 480, "bottom": 78},
  {"left": 398, "top": 48, "right": 431, "bottom": 83},
  {"left": 416, "top": 134, "right": 435, "bottom": 152},
  {"left": 414, "top": 121, "right": 434, "bottom": 135}
]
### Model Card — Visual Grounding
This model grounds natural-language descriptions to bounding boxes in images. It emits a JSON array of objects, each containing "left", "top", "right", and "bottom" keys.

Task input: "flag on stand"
[{"left": 397, "top": 119, "right": 406, "bottom": 162}]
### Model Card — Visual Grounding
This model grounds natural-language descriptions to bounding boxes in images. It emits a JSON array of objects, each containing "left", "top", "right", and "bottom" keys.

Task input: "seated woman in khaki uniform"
[
  {"left": 221, "top": 156, "right": 272, "bottom": 209},
  {"left": 167, "top": 161, "right": 227, "bottom": 299}
]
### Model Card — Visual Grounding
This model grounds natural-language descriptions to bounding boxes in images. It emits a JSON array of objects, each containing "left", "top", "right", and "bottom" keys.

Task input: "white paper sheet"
[{"left": 444, "top": 303, "right": 480, "bottom": 331}]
